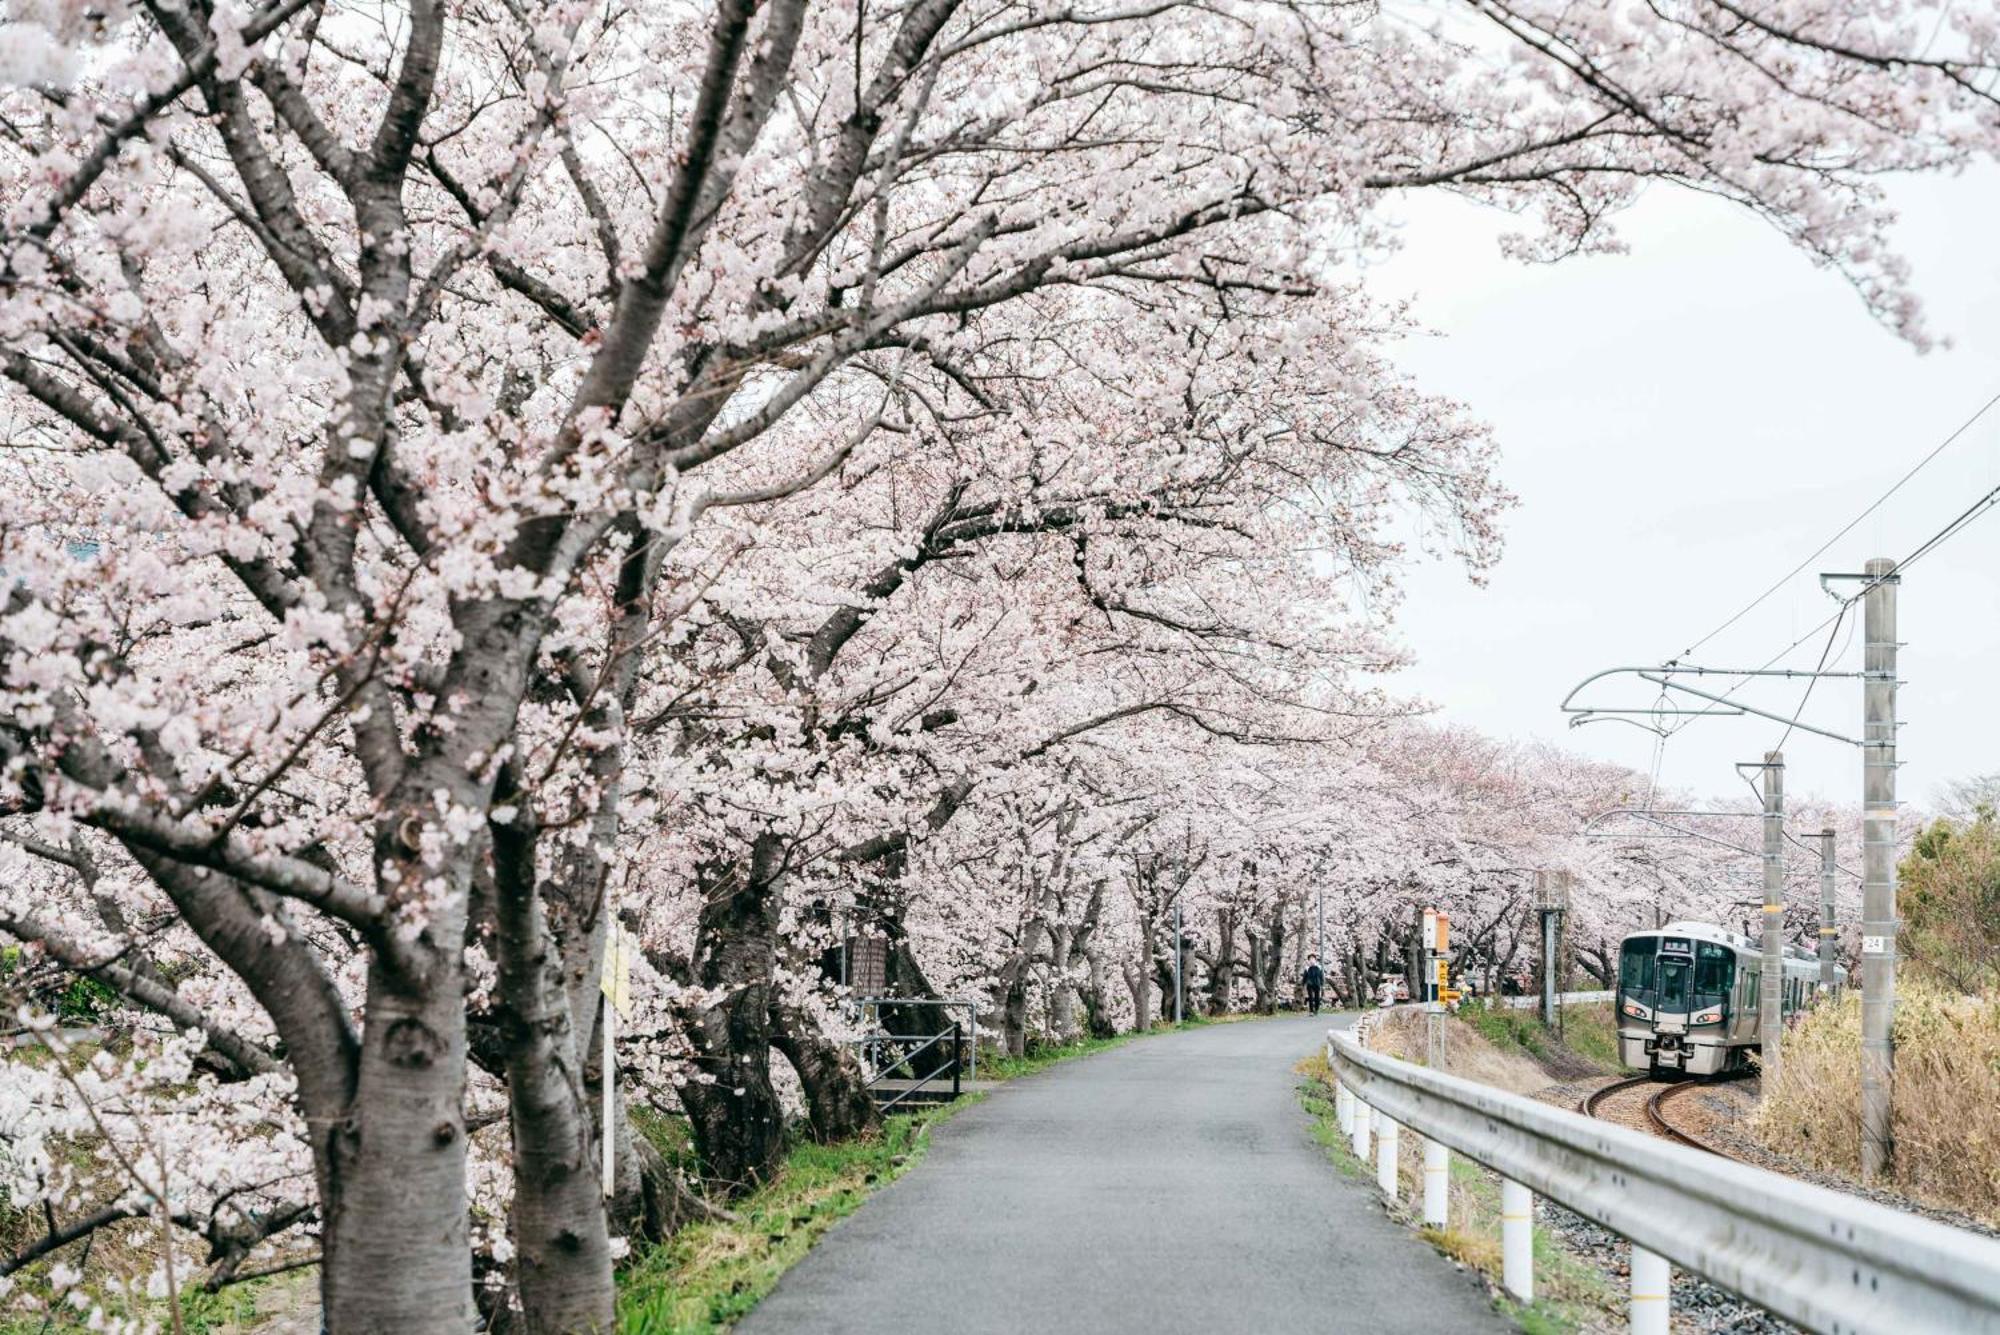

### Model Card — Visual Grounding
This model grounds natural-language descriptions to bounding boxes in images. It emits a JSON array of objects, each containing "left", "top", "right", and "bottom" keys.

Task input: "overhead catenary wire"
[
  {"left": 1668, "top": 386, "right": 2000, "bottom": 666},
  {"left": 1772, "top": 601, "right": 1854, "bottom": 751},
  {"left": 1662, "top": 447, "right": 2000, "bottom": 737}
]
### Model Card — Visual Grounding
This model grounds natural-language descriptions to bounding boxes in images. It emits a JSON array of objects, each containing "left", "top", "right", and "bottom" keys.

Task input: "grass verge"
[
  {"left": 619, "top": 1012, "right": 1264, "bottom": 1332},
  {"left": 617, "top": 1108, "right": 956, "bottom": 1335},
  {"left": 1456, "top": 1001, "right": 1621, "bottom": 1075},
  {"left": 1295, "top": 1051, "right": 1618, "bottom": 1334}
]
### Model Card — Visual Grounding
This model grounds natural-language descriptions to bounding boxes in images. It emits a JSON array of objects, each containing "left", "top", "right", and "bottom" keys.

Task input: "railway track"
[{"left": 1581, "top": 1074, "right": 1730, "bottom": 1155}]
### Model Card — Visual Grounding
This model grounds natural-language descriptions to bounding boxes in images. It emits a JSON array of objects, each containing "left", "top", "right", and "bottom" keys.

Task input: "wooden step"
[{"left": 867, "top": 1077, "right": 999, "bottom": 1108}]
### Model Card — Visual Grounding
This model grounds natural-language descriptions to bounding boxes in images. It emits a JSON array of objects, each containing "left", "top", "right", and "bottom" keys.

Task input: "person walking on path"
[{"left": 1301, "top": 958, "right": 1325, "bottom": 1015}]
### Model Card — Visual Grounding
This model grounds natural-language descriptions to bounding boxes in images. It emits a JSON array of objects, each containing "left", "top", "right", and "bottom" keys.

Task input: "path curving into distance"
[{"left": 737, "top": 1013, "right": 1510, "bottom": 1335}]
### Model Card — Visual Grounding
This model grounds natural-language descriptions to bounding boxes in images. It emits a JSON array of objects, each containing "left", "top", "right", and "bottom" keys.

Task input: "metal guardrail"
[
  {"left": 1325, "top": 1026, "right": 2000, "bottom": 1334},
  {"left": 1497, "top": 988, "right": 1613, "bottom": 1010}
]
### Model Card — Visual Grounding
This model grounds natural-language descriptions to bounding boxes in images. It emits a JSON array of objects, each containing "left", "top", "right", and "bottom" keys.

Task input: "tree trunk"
[
  {"left": 323, "top": 955, "right": 477, "bottom": 1333},
  {"left": 771, "top": 996, "right": 880, "bottom": 1143},
  {"left": 1124, "top": 954, "right": 1150, "bottom": 1032},
  {"left": 1207, "top": 906, "right": 1238, "bottom": 1015},
  {"left": 491, "top": 810, "right": 614, "bottom": 1335},
  {"left": 1082, "top": 946, "right": 1117, "bottom": 1038},
  {"left": 1000, "top": 965, "right": 1030, "bottom": 1058},
  {"left": 996, "top": 917, "right": 1046, "bottom": 1058},
  {"left": 1047, "top": 924, "right": 1079, "bottom": 1044},
  {"left": 874, "top": 917, "right": 959, "bottom": 1078},
  {"left": 679, "top": 834, "right": 787, "bottom": 1194}
]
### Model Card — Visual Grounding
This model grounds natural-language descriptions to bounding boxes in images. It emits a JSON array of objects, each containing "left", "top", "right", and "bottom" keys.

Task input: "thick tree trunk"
[
  {"left": 1081, "top": 946, "right": 1117, "bottom": 1038},
  {"left": 1152, "top": 948, "right": 1180, "bottom": 1020},
  {"left": 323, "top": 955, "right": 477, "bottom": 1333},
  {"left": 1047, "top": 926, "right": 1079, "bottom": 1044},
  {"left": 999, "top": 966, "right": 1030, "bottom": 1058},
  {"left": 679, "top": 833, "right": 787, "bottom": 1194},
  {"left": 1124, "top": 954, "right": 1150, "bottom": 1032},
  {"left": 492, "top": 812, "right": 614, "bottom": 1335},
  {"left": 1206, "top": 906, "right": 1238, "bottom": 1015},
  {"left": 996, "top": 917, "right": 1046, "bottom": 1058},
  {"left": 877, "top": 918, "right": 956, "bottom": 1078},
  {"left": 1251, "top": 899, "right": 1287, "bottom": 1013},
  {"left": 771, "top": 996, "right": 879, "bottom": 1143}
]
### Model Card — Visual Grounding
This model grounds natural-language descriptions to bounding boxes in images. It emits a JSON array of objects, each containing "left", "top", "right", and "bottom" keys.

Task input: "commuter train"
[{"left": 1615, "top": 921, "right": 1820, "bottom": 1075}]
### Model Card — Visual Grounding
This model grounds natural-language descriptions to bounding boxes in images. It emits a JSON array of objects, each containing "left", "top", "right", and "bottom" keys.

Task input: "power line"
[
  {"left": 1670, "top": 467, "right": 2000, "bottom": 735},
  {"left": 1669, "top": 386, "right": 2000, "bottom": 665},
  {"left": 1896, "top": 478, "right": 2000, "bottom": 574},
  {"left": 1773, "top": 601, "right": 1854, "bottom": 751}
]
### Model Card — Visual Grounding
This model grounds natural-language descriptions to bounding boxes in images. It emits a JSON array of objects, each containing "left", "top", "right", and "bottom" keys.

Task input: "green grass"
[
  {"left": 0, "top": 1268, "right": 289, "bottom": 1335},
  {"left": 1459, "top": 1002, "right": 1558, "bottom": 1059},
  {"left": 617, "top": 1109, "right": 956, "bottom": 1334},
  {"left": 1457, "top": 1001, "right": 1621, "bottom": 1076},
  {"left": 1555, "top": 1003, "right": 1622, "bottom": 1071}
]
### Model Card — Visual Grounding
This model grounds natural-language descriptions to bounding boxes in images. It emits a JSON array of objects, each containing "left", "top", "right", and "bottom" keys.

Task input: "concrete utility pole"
[
  {"left": 1759, "top": 752, "right": 1785, "bottom": 1079},
  {"left": 1316, "top": 888, "right": 1325, "bottom": 976},
  {"left": 1534, "top": 871, "right": 1569, "bottom": 1028},
  {"left": 1861, "top": 557, "right": 1899, "bottom": 1180},
  {"left": 1173, "top": 897, "right": 1184, "bottom": 1026},
  {"left": 1818, "top": 828, "right": 1838, "bottom": 992}
]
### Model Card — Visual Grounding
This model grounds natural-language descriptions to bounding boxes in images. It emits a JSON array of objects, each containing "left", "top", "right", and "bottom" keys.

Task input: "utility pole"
[
  {"left": 1861, "top": 556, "right": 1899, "bottom": 1180},
  {"left": 1534, "top": 871, "right": 1569, "bottom": 1028},
  {"left": 1423, "top": 908, "right": 1448, "bottom": 1068},
  {"left": 1316, "top": 887, "right": 1325, "bottom": 977},
  {"left": 1173, "top": 896, "right": 1184, "bottom": 1026},
  {"left": 1759, "top": 752, "right": 1785, "bottom": 1079},
  {"left": 1818, "top": 828, "right": 1838, "bottom": 992}
]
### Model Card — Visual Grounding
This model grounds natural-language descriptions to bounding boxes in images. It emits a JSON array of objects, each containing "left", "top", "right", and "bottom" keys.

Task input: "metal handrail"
[
  {"left": 854, "top": 996, "right": 979, "bottom": 1081},
  {"left": 865, "top": 1022, "right": 963, "bottom": 1113},
  {"left": 856, "top": 1024, "right": 951, "bottom": 1078},
  {"left": 1325, "top": 1027, "right": 2000, "bottom": 1333}
]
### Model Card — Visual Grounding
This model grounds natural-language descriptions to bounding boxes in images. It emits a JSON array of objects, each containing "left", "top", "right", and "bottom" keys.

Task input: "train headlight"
[
  {"left": 1622, "top": 1000, "right": 1649, "bottom": 1019},
  {"left": 1691, "top": 1007, "right": 1722, "bottom": 1025}
]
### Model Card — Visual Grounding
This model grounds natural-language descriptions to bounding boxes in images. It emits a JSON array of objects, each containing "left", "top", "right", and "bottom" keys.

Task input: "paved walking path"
[{"left": 739, "top": 1013, "right": 1511, "bottom": 1335}]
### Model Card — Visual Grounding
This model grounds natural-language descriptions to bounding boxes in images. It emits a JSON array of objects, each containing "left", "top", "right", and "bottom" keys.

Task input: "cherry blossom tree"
[{"left": 1, "top": 0, "right": 1995, "bottom": 1328}]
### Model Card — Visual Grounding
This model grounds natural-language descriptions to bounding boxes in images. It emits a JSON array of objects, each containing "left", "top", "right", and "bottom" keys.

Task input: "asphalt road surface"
[{"left": 738, "top": 1013, "right": 1511, "bottom": 1335}]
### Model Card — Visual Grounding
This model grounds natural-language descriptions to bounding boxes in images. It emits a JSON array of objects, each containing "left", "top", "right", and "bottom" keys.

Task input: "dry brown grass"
[
  {"left": 1753, "top": 984, "right": 2000, "bottom": 1222},
  {"left": 1369, "top": 1006, "right": 1570, "bottom": 1095}
]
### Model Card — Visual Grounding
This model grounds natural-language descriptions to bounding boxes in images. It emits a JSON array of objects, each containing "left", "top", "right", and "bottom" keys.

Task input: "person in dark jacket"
[{"left": 1302, "top": 958, "right": 1325, "bottom": 1016}]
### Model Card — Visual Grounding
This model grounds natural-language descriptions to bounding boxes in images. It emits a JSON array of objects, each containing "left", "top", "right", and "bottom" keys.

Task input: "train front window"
[
  {"left": 1656, "top": 958, "right": 1691, "bottom": 1013},
  {"left": 1693, "top": 942, "right": 1732, "bottom": 1011},
  {"left": 1619, "top": 941, "right": 1658, "bottom": 1008}
]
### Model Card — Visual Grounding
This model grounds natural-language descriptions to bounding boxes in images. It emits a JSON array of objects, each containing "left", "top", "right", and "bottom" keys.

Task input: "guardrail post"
[
  {"left": 1337, "top": 1082, "right": 1353, "bottom": 1135},
  {"left": 1351, "top": 1099, "right": 1372, "bottom": 1161},
  {"left": 1629, "top": 1244, "right": 1669, "bottom": 1334},
  {"left": 1422, "top": 1138, "right": 1448, "bottom": 1228},
  {"left": 1376, "top": 1115, "right": 1400, "bottom": 1199},
  {"left": 1501, "top": 1178, "right": 1533, "bottom": 1301},
  {"left": 952, "top": 1022, "right": 962, "bottom": 1099}
]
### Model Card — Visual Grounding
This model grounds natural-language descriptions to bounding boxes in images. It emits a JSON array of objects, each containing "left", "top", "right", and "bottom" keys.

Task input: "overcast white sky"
[{"left": 1362, "top": 167, "right": 2000, "bottom": 808}]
